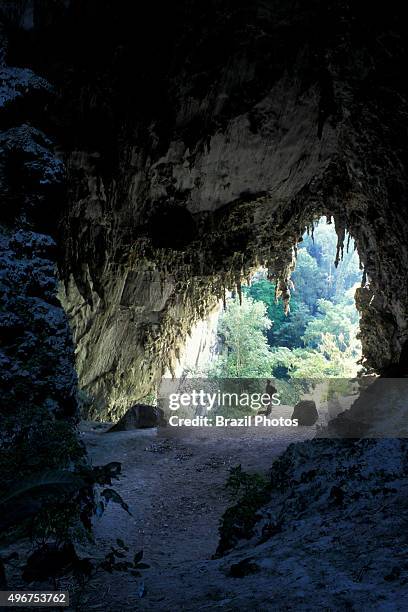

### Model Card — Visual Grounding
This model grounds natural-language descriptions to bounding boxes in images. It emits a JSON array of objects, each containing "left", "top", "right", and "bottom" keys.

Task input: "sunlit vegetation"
[{"left": 209, "top": 220, "right": 362, "bottom": 381}]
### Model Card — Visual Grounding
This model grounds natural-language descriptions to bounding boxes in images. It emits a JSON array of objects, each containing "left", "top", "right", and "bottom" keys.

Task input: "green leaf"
[
  {"left": 113, "top": 551, "right": 126, "bottom": 558},
  {"left": 101, "top": 488, "right": 131, "bottom": 515},
  {"left": 0, "top": 470, "right": 85, "bottom": 506},
  {"left": 91, "top": 462, "right": 122, "bottom": 485},
  {"left": 112, "top": 561, "right": 133, "bottom": 571},
  {"left": 133, "top": 550, "right": 143, "bottom": 565}
]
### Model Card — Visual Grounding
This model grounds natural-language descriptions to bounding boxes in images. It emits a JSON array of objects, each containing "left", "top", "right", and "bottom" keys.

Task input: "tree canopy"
[
  {"left": 209, "top": 295, "right": 275, "bottom": 378},
  {"left": 209, "top": 219, "right": 362, "bottom": 382}
]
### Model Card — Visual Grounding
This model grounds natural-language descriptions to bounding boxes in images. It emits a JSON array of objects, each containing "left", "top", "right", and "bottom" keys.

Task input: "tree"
[
  {"left": 210, "top": 295, "right": 275, "bottom": 377},
  {"left": 300, "top": 221, "right": 361, "bottom": 303},
  {"left": 272, "top": 302, "right": 312, "bottom": 348},
  {"left": 245, "top": 278, "right": 311, "bottom": 349},
  {"left": 291, "top": 249, "right": 328, "bottom": 312},
  {"left": 208, "top": 221, "right": 362, "bottom": 385},
  {"left": 302, "top": 297, "right": 360, "bottom": 353}
]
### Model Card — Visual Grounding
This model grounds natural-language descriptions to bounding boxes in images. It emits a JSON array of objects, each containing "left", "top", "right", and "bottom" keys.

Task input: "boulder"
[
  {"left": 291, "top": 400, "right": 319, "bottom": 426},
  {"left": 107, "top": 404, "right": 166, "bottom": 431}
]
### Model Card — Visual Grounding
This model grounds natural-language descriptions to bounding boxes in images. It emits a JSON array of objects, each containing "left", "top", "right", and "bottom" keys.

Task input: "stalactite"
[
  {"left": 334, "top": 219, "right": 346, "bottom": 267},
  {"left": 346, "top": 232, "right": 351, "bottom": 253}
]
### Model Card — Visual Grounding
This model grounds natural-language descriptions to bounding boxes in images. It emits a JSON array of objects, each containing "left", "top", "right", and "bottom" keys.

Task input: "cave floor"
[
  {"left": 77, "top": 412, "right": 314, "bottom": 611},
  {"left": 74, "top": 417, "right": 408, "bottom": 612}
]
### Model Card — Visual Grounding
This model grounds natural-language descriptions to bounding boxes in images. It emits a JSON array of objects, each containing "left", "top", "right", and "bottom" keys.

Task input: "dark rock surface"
[
  {"left": 291, "top": 400, "right": 319, "bottom": 426},
  {"left": 214, "top": 437, "right": 408, "bottom": 611},
  {"left": 0, "top": 14, "right": 84, "bottom": 538},
  {"left": 107, "top": 404, "right": 166, "bottom": 431},
  {"left": 0, "top": 16, "right": 76, "bottom": 426}
]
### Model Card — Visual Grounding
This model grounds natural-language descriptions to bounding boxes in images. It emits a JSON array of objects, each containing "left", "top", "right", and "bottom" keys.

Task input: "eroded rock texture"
[
  {"left": 0, "top": 30, "right": 83, "bottom": 511},
  {"left": 214, "top": 437, "right": 408, "bottom": 610},
  {"left": 2, "top": 1, "right": 408, "bottom": 422}
]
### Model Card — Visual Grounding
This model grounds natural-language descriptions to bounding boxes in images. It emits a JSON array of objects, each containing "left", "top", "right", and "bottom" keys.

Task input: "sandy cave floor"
[{"left": 76, "top": 407, "right": 315, "bottom": 611}]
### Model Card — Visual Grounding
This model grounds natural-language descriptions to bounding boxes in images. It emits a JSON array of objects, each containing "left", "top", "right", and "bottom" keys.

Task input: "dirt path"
[{"left": 78, "top": 412, "right": 314, "bottom": 611}]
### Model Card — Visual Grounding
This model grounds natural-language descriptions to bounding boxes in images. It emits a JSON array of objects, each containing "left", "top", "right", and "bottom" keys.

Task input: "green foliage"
[
  {"left": 0, "top": 470, "right": 85, "bottom": 509},
  {"left": 268, "top": 341, "right": 360, "bottom": 380},
  {"left": 0, "top": 476, "right": 84, "bottom": 544},
  {"left": 209, "top": 295, "right": 275, "bottom": 378},
  {"left": 302, "top": 297, "right": 359, "bottom": 350},
  {"left": 272, "top": 302, "right": 312, "bottom": 348},
  {"left": 210, "top": 220, "right": 362, "bottom": 384},
  {"left": 99, "top": 546, "right": 149, "bottom": 575},
  {"left": 245, "top": 278, "right": 312, "bottom": 348},
  {"left": 292, "top": 249, "right": 328, "bottom": 312},
  {"left": 225, "top": 464, "right": 269, "bottom": 497},
  {"left": 100, "top": 488, "right": 131, "bottom": 515},
  {"left": 216, "top": 465, "right": 271, "bottom": 556},
  {"left": 0, "top": 407, "right": 86, "bottom": 492},
  {"left": 12, "top": 539, "right": 150, "bottom": 607},
  {"left": 300, "top": 222, "right": 361, "bottom": 302},
  {"left": 0, "top": 403, "right": 90, "bottom": 545},
  {"left": 0, "top": 446, "right": 130, "bottom": 552}
]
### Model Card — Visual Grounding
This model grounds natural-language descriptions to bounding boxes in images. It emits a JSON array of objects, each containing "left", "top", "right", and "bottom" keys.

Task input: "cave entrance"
[
  {"left": 164, "top": 217, "right": 364, "bottom": 423},
  {"left": 166, "top": 217, "right": 363, "bottom": 380},
  {"left": 201, "top": 218, "right": 363, "bottom": 380}
]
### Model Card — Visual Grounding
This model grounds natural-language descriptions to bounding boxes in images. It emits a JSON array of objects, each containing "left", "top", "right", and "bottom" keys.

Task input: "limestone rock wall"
[{"left": 163, "top": 303, "right": 222, "bottom": 379}]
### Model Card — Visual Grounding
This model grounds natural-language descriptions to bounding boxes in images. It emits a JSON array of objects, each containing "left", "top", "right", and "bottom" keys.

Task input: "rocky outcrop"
[
  {"left": 107, "top": 404, "right": 166, "bottom": 431},
  {"left": 215, "top": 437, "right": 408, "bottom": 610},
  {"left": 0, "top": 24, "right": 84, "bottom": 533},
  {"left": 291, "top": 400, "right": 319, "bottom": 426}
]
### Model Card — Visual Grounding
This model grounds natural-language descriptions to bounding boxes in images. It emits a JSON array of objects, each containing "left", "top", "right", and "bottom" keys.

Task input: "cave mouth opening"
[
  {"left": 70, "top": 207, "right": 368, "bottom": 424},
  {"left": 161, "top": 216, "right": 365, "bottom": 424},
  {"left": 176, "top": 216, "right": 363, "bottom": 382}
]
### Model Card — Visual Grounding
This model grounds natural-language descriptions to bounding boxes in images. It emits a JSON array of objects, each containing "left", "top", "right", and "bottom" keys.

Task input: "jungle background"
[{"left": 207, "top": 220, "right": 363, "bottom": 400}]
